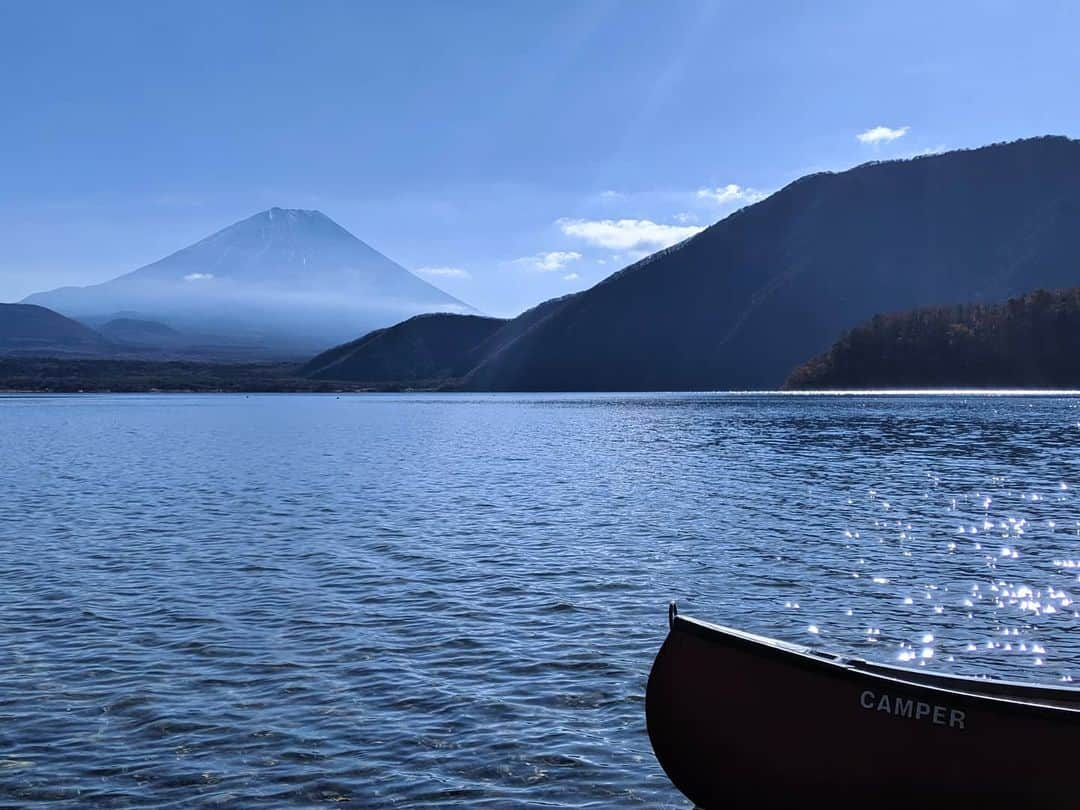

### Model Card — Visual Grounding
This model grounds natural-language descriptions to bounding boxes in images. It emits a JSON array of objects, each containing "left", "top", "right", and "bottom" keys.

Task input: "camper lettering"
[{"left": 860, "top": 690, "right": 966, "bottom": 730}]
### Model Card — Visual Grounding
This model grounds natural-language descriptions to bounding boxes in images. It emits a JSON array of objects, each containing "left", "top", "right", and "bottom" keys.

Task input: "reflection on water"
[{"left": 1, "top": 392, "right": 1079, "bottom": 806}]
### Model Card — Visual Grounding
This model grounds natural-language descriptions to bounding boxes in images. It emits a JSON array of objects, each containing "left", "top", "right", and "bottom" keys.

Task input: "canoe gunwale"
[{"left": 669, "top": 610, "right": 1080, "bottom": 715}]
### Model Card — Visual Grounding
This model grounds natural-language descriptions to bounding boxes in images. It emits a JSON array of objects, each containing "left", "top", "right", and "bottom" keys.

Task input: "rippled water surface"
[{"left": 3, "top": 393, "right": 1080, "bottom": 806}]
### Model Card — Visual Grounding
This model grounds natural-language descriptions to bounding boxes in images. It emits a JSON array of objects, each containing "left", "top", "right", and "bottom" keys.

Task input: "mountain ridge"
[{"left": 458, "top": 135, "right": 1080, "bottom": 390}]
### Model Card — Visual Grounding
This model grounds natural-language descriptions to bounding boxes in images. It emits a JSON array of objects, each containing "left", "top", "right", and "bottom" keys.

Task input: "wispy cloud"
[
  {"left": 184, "top": 272, "right": 214, "bottom": 281},
  {"left": 695, "top": 184, "right": 768, "bottom": 205},
  {"left": 856, "top": 125, "right": 910, "bottom": 144},
  {"left": 563, "top": 272, "right": 580, "bottom": 281},
  {"left": 515, "top": 251, "right": 583, "bottom": 271},
  {"left": 557, "top": 218, "right": 702, "bottom": 251},
  {"left": 416, "top": 266, "right": 471, "bottom": 279},
  {"left": 906, "top": 144, "right": 946, "bottom": 158}
]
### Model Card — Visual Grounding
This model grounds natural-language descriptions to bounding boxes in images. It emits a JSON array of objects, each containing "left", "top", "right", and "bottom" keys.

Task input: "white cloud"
[
  {"left": 183, "top": 272, "right": 214, "bottom": 281},
  {"left": 599, "top": 190, "right": 623, "bottom": 200},
  {"left": 515, "top": 251, "right": 583, "bottom": 271},
  {"left": 416, "top": 266, "right": 471, "bottom": 279},
  {"left": 557, "top": 218, "right": 703, "bottom": 251},
  {"left": 563, "top": 272, "right": 580, "bottom": 281},
  {"left": 856, "top": 125, "right": 910, "bottom": 144},
  {"left": 695, "top": 184, "right": 767, "bottom": 205},
  {"left": 673, "top": 211, "right": 698, "bottom": 223}
]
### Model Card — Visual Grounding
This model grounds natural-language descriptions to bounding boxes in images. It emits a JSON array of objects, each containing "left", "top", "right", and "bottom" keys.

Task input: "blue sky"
[{"left": 2, "top": 0, "right": 1079, "bottom": 316}]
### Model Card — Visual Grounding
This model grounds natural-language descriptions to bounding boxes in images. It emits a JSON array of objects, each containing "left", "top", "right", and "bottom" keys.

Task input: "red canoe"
[{"left": 646, "top": 603, "right": 1080, "bottom": 809}]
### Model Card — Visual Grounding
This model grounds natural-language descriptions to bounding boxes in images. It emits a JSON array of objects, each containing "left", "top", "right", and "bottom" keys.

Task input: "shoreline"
[
  {"left": 5, "top": 357, "right": 1080, "bottom": 396},
  {"left": 4, "top": 386, "right": 1080, "bottom": 396}
]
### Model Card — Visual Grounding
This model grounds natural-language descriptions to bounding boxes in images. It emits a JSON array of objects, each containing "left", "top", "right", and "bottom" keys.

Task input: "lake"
[{"left": 2, "top": 392, "right": 1080, "bottom": 807}]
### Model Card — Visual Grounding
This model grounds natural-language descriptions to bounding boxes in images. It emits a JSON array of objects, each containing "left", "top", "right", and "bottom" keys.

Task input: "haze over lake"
[{"left": 2, "top": 393, "right": 1080, "bottom": 806}]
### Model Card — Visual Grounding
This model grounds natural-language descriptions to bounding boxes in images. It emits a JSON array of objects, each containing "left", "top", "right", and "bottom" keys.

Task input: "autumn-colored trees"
[{"left": 784, "top": 288, "right": 1080, "bottom": 389}]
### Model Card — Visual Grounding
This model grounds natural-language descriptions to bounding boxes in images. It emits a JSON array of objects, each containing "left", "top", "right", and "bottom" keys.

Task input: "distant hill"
[
  {"left": 23, "top": 208, "right": 472, "bottom": 355},
  {"left": 99, "top": 317, "right": 182, "bottom": 345},
  {"left": 0, "top": 304, "right": 113, "bottom": 356},
  {"left": 301, "top": 297, "right": 579, "bottom": 385},
  {"left": 784, "top": 288, "right": 1080, "bottom": 390},
  {"left": 441, "top": 135, "right": 1080, "bottom": 390},
  {"left": 302, "top": 313, "right": 506, "bottom": 383}
]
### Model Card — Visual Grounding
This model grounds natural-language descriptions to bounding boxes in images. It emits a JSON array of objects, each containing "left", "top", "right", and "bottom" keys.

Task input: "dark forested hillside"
[
  {"left": 456, "top": 136, "right": 1080, "bottom": 390},
  {"left": 784, "top": 288, "right": 1080, "bottom": 389}
]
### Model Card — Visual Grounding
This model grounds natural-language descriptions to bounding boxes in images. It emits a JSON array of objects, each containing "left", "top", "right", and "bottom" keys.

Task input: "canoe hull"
[{"left": 646, "top": 611, "right": 1080, "bottom": 808}]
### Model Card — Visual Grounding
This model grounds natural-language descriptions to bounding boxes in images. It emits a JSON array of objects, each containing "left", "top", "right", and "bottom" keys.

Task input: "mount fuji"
[{"left": 22, "top": 208, "right": 472, "bottom": 355}]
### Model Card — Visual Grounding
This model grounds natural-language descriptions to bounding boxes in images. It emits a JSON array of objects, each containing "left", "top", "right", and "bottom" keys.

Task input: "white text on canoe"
[{"left": 859, "top": 690, "right": 966, "bottom": 729}]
